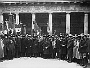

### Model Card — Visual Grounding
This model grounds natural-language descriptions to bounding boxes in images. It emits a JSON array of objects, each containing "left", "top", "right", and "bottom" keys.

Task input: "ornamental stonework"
[{"left": 0, "top": 3, "right": 90, "bottom": 13}]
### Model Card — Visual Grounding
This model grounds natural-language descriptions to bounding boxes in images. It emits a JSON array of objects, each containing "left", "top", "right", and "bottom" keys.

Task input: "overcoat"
[
  {"left": 0, "top": 38, "right": 4, "bottom": 58},
  {"left": 43, "top": 39, "right": 52, "bottom": 54},
  {"left": 32, "top": 38, "right": 39, "bottom": 54}
]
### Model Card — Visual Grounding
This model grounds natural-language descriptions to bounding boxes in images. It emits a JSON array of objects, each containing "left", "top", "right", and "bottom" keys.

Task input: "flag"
[
  {"left": 0, "top": 23, "right": 2, "bottom": 31},
  {"left": 47, "top": 22, "right": 50, "bottom": 33},
  {"left": 8, "top": 13, "right": 15, "bottom": 29},
  {"left": 33, "top": 21, "right": 41, "bottom": 35}
]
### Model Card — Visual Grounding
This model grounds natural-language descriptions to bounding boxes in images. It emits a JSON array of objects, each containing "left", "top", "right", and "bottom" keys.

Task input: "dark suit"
[
  {"left": 21, "top": 37, "right": 26, "bottom": 57},
  {"left": 60, "top": 39, "right": 67, "bottom": 60},
  {"left": 15, "top": 37, "right": 21, "bottom": 58},
  {"left": 3, "top": 38, "right": 10, "bottom": 59},
  {"left": 38, "top": 39, "right": 44, "bottom": 57},
  {"left": 67, "top": 40, "right": 74, "bottom": 62},
  {"left": 7, "top": 38, "right": 15, "bottom": 59},
  {"left": 43, "top": 39, "right": 52, "bottom": 58},
  {"left": 87, "top": 39, "right": 90, "bottom": 60},
  {"left": 32, "top": 38, "right": 39, "bottom": 57},
  {"left": 26, "top": 38, "right": 33, "bottom": 57},
  {"left": 56, "top": 39, "right": 62, "bottom": 58}
]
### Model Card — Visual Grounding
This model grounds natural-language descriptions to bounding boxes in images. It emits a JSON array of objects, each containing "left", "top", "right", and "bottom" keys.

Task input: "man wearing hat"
[
  {"left": 67, "top": 35, "right": 74, "bottom": 62},
  {"left": 20, "top": 35, "right": 26, "bottom": 57},
  {"left": 3, "top": 35, "right": 9, "bottom": 59},
  {"left": 86, "top": 35, "right": 90, "bottom": 63},
  {"left": 79, "top": 35, "right": 88, "bottom": 66},
  {"left": 15, "top": 35, "right": 21, "bottom": 58},
  {"left": 56, "top": 36, "right": 62, "bottom": 59},
  {"left": 42, "top": 37, "right": 52, "bottom": 59},
  {"left": 32, "top": 36, "right": 39, "bottom": 57}
]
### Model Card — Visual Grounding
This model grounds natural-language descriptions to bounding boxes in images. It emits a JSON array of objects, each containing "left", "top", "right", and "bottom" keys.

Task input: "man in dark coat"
[
  {"left": 79, "top": 36, "right": 88, "bottom": 66},
  {"left": 32, "top": 37, "right": 39, "bottom": 57},
  {"left": 3, "top": 36, "right": 10, "bottom": 59},
  {"left": 25, "top": 37, "right": 33, "bottom": 57},
  {"left": 56, "top": 37, "right": 62, "bottom": 59},
  {"left": 21, "top": 36, "right": 26, "bottom": 57},
  {"left": 67, "top": 38, "right": 74, "bottom": 62},
  {"left": 52, "top": 38, "right": 57, "bottom": 58},
  {"left": 6, "top": 37, "right": 15, "bottom": 59},
  {"left": 60, "top": 39, "right": 67, "bottom": 60},
  {"left": 15, "top": 36, "right": 21, "bottom": 58},
  {"left": 87, "top": 36, "right": 90, "bottom": 61},
  {"left": 42, "top": 38, "right": 52, "bottom": 59},
  {"left": 38, "top": 38, "right": 44, "bottom": 57}
]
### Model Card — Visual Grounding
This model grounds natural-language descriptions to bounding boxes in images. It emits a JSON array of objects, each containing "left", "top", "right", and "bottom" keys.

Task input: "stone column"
[
  {"left": 23, "top": 25, "right": 26, "bottom": 35},
  {"left": 16, "top": 13, "right": 19, "bottom": 25},
  {"left": 49, "top": 13, "right": 52, "bottom": 36},
  {"left": 0, "top": 13, "right": 3, "bottom": 24},
  {"left": 0, "top": 13, "right": 3, "bottom": 31},
  {"left": 66, "top": 12, "right": 70, "bottom": 34},
  {"left": 32, "top": 13, "right": 35, "bottom": 29},
  {"left": 84, "top": 13, "right": 88, "bottom": 34}
]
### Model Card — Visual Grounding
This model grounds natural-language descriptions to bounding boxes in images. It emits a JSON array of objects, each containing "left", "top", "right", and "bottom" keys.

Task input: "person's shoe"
[
  {"left": 0, "top": 58, "right": 3, "bottom": 62},
  {"left": 68, "top": 61, "right": 72, "bottom": 63},
  {"left": 82, "top": 65, "right": 87, "bottom": 68}
]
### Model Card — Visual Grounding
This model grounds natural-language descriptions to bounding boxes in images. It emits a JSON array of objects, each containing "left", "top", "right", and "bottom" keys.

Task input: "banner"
[
  {"left": 0, "top": 23, "right": 2, "bottom": 31},
  {"left": 47, "top": 22, "right": 50, "bottom": 33},
  {"left": 8, "top": 14, "right": 15, "bottom": 29},
  {"left": 33, "top": 21, "right": 41, "bottom": 35}
]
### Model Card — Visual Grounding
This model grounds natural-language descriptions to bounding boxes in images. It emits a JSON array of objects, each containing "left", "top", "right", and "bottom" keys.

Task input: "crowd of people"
[{"left": 0, "top": 33, "right": 90, "bottom": 67}]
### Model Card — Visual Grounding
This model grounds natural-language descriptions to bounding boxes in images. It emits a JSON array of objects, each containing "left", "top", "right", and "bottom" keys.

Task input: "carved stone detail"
[{"left": 0, "top": 3, "right": 90, "bottom": 13}]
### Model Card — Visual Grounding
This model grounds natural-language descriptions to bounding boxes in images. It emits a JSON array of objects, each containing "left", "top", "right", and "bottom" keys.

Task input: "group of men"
[{"left": 0, "top": 33, "right": 90, "bottom": 67}]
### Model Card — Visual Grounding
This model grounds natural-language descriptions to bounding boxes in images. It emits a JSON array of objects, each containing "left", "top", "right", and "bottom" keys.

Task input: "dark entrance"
[
  {"left": 70, "top": 12, "right": 84, "bottom": 35},
  {"left": 19, "top": 13, "right": 32, "bottom": 34},
  {"left": 52, "top": 13, "right": 66, "bottom": 35},
  {"left": 36, "top": 13, "right": 48, "bottom": 35},
  {"left": 3, "top": 13, "right": 16, "bottom": 30}
]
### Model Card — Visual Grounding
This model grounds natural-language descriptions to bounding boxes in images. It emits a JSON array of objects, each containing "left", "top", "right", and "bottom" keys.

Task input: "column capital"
[
  {"left": 66, "top": 12, "right": 71, "bottom": 14},
  {"left": 15, "top": 12, "right": 19, "bottom": 15},
  {"left": 49, "top": 12, "right": 53, "bottom": 14},
  {"left": 0, "top": 12, "right": 3, "bottom": 15},
  {"left": 49, "top": 12, "right": 52, "bottom": 16},
  {"left": 84, "top": 12, "right": 89, "bottom": 14},
  {"left": 84, "top": 13, "right": 88, "bottom": 16},
  {"left": 31, "top": 13, "right": 36, "bottom": 14}
]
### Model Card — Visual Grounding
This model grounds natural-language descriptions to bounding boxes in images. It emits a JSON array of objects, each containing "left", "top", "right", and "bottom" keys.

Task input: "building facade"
[{"left": 0, "top": 0, "right": 90, "bottom": 35}]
